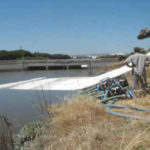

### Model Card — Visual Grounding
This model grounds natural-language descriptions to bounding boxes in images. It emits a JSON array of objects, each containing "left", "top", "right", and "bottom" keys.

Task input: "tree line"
[{"left": 0, "top": 49, "right": 71, "bottom": 60}]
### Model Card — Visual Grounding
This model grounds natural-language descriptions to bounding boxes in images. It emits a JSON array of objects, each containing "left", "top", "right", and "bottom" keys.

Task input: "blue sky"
[{"left": 0, "top": 0, "right": 150, "bottom": 55}]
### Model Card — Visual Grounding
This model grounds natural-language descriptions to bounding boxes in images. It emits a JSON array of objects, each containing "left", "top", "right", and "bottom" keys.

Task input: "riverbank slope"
[{"left": 23, "top": 62, "right": 150, "bottom": 150}]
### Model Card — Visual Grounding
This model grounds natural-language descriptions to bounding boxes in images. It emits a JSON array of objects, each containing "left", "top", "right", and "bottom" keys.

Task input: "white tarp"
[
  {"left": 0, "top": 66, "right": 131, "bottom": 90},
  {"left": 0, "top": 52, "right": 149, "bottom": 91}
]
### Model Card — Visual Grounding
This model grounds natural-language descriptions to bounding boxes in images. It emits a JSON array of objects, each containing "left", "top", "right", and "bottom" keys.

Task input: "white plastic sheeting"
[
  {"left": 0, "top": 66, "right": 131, "bottom": 90},
  {"left": 1, "top": 52, "right": 150, "bottom": 91}
]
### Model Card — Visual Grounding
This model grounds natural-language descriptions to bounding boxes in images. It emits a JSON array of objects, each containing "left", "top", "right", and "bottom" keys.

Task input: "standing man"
[{"left": 124, "top": 47, "right": 150, "bottom": 89}]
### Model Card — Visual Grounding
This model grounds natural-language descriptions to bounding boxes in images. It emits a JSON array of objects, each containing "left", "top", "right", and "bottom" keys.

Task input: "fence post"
[{"left": 89, "top": 60, "right": 92, "bottom": 75}]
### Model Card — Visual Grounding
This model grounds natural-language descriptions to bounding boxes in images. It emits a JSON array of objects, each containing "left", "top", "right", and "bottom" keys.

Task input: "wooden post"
[{"left": 89, "top": 60, "right": 92, "bottom": 75}]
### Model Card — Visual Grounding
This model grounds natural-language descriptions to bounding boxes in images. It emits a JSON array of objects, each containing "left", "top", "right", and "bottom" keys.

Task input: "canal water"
[
  {"left": 0, "top": 62, "right": 113, "bottom": 131},
  {"left": 0, "top": 69, "right": 90, "bottom": 131}
]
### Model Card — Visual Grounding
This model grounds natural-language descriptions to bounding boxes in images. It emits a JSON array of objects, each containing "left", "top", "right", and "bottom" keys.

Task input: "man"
[{"left": 124, "top": 47, "right": 150, "bottom": 89}]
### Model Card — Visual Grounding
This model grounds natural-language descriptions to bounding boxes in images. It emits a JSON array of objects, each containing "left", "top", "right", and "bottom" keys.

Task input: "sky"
[{"left": 0, "top": 0, "right": 150, "bottom": 55}]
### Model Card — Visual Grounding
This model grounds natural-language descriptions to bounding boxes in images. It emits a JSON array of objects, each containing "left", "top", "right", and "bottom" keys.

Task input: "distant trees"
[
  {"left": 12, "top": 49, "right": 33, "bottom": 58},
  {"left": 50, "top": 54, "right": 71, "bottom": 59},
  {"left": 0, "top": 50, "right": 11, "bottom": 60},
  {"left": 33, "top": 52, "right": 51, "bottom": 58},
  {"left": 0, "top": 49, "right": 33, "bottom": 60},
  {"left": 33, "top": 52, "right": 70, "bottom": 59},
  {"left": 0, "top": 49, "right": 71, "bottom": 60}
]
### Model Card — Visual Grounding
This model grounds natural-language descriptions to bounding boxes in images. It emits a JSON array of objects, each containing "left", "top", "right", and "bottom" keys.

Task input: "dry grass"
[
  {"left": 98, "top": 61, "right": 125, "bottom": 74},
  {"left": 117, "top": 94, "right": 150, "bottom": 107},
  {"left": 28, "top": 95, "right": 150, "bottom": 150},
  {"left": 120, "top": 126, "right": 150, "bottom": 150},
  {"left": 38, "top": 96, "right": 125, "bottom": 150},
  {"left": 50, "top": 96, "right": 123, "bottom": 133},
  {"left": 0, "top": 115, "right": 14, "bottom": 150}
]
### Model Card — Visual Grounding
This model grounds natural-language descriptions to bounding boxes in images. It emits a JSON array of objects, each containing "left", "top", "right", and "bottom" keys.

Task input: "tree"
[
  {"left": 33, "top": 52, "right": 51, "bottom": 58},
  {"left": 0, "top": 49, "right": 71, "bottom": 60},
  {"left": 51, "top": 54, "right": 71, "bottom": 59}
]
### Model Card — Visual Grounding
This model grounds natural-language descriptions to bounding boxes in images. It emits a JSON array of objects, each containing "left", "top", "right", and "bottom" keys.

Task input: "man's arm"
[{"left": 124, "top": 55, "right": 133, "bottom": 68}]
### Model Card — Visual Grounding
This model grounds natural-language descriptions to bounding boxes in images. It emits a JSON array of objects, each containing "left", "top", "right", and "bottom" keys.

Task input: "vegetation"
[
  {"left": 2, "top": 94, "right": 150, "bottom": 150},
  {"left": 24, "top": 95, "right": 150, "bottom": 150},
  {"left": 33, "top": 52, "right": 70, "bottom": 59},
  {"left": 14, "top": 122, "right": 42, "bottom": 150},
  {"left": 0, "top": 49, "right": 71, "bottom": 60},
  {"left": 0, "top": 115, "right": 14, "bottom": 150}
]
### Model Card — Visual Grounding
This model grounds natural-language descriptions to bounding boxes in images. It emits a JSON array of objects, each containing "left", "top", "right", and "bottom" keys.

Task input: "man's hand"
[
  {"left": 124, "top": 62, "right": 133, "bottom": 68},
  {"left": 145, "top": 61, "right": 149, "bottom": 67}
]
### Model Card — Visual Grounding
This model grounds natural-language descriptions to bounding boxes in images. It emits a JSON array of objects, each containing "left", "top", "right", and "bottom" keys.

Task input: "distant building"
[
  {"left": 72, "top": 55, "right": 100, "bottom": 59},
  {"left": 72, "top": 53, "right": 126, "bottom": 59},
  {"left": 72, "top": 55, "right": 90, "bottom": 59},
  {"left": 109, "top": 53, "right": 126, "bottom": 56},
  {"left": 89, "top": 55, "right": 98, "bottom": 59}
]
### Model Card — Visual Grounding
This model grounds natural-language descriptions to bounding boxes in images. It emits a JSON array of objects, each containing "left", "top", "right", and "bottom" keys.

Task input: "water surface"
[
  {"left": 0, "top": 61, "right": 113, "bottom": 131},
  {"left": 0, "top": 70, "right": 89, "bottom": 131}
]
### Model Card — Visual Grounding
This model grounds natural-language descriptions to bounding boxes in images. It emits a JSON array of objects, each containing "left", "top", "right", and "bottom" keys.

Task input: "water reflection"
[{"left": 0, "top": 89, "right": 76, "bottom": 132}]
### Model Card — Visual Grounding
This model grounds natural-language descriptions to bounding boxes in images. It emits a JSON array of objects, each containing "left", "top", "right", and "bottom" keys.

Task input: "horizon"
[
  {"left": 1, "top": 0, "right": 150, "bottom": 55},
  {"left": 0, "top": 48, "right": 130, "bottom": 56}
]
